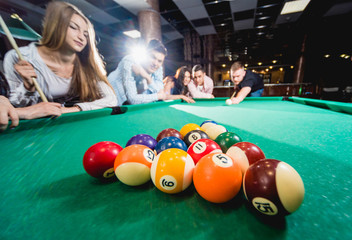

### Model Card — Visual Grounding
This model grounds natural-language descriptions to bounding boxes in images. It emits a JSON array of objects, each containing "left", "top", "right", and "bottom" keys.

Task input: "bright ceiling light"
[
  {"left": 128, "top": 44, "right": 147, "bottom": 64},
  {"left": 280, "top": 0, "right": 311, "bottom": 15},
  {"left": 123, "top": 30, "right": 141, "bottom": 38}
]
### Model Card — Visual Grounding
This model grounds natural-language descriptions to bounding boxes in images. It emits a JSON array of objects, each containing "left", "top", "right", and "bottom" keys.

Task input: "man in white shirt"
[
  {"left": 188, "top": 64, "right": 214, "bottom": 98},
  {"left": 108, "top": 39, "right": 168, "bottom": 105}
]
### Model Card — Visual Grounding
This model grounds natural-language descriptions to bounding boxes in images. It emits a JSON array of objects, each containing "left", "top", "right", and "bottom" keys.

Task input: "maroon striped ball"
[{"left": 243, "top": 159, "right": 305, "bottom": 216}]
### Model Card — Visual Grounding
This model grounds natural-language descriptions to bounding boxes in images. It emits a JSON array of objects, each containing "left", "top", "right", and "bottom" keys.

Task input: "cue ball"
[
  {"left": 193, "top": 153, "right": 242, "bottom": 203},
  {"left": 150, "top": 148, "right": 195, "bottom": 194},
  {"left": 83, "top": 141, "right": 123, "bottom": 179},
  {"left": 114, "top": 144, "right": 155, "bottom": 186},
  {"left": 226, "top": 142, "right": 265, "bottom": 174},
  {"left": 243, "top": 159, "right": 305, "bottom": 216},
  {"left": 225, "top": 99, "right": 232, "bottom": 105}
]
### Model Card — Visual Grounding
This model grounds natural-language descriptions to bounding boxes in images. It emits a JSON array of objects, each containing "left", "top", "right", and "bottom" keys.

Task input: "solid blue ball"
[
  {"left": 126, "top": 134, "right": 157, "bottom": 150},
  {"left": 154, "top": 136, "right": 187, "bottom": 154}
]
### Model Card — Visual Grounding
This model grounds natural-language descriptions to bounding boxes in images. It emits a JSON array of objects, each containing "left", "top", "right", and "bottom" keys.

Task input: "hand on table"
[
  {"left": 180, "top": 95, "right": 195, "bottom": 103},
  {"left": 61, "top": 105, "right": 81, "bottom": 114},
  {"left": 157, "top": 90, "right": 167, "bottom": 100},
  {"left": 231, "top": 97, "right": 241, "bottom": 104},
  {"left": 16, "top": 102, "right": 62, "bottom": 120},
  {"left": 0, "top": 96, "right": 19, "bottom": 132}
]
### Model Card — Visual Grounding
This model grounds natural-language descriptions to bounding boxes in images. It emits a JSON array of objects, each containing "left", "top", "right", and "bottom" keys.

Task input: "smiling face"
[
  {"left": 193, "top": 70, "right": 205, "bottom": 86},
  {"left": 144, "top": 50, "right": 165, "bottom": 74},
  {"left": 64, "top": 14, "right": 88, "bottom": 52},
  {"left": 183, "top": 71, "right": 191, "bottom": 86}
]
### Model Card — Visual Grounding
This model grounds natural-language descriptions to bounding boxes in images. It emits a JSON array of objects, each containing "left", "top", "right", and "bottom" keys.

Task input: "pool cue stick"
[
  {"left": 0, "top": 15, "right": 48, "bottom": 102},
  {"left": 11, "top": 14, "right": 42, "bottom": 39},
  {"left": 230, "top": 89, "right": 237, "bottom": 99}
]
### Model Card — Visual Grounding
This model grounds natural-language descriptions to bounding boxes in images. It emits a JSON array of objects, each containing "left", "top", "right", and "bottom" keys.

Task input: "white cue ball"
[{"left": 225, "top": 99, "right": 232, "bottom": 105}]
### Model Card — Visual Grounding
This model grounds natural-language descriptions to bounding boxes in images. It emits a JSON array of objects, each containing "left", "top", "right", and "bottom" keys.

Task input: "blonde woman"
[{"left": 2, "top": 1, "right": 116, "bottom": 128}]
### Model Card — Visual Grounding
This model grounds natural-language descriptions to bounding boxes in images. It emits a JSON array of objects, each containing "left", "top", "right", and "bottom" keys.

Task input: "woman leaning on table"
[{"left": 0, "top": 1, "right": 117, "bottom": 132}]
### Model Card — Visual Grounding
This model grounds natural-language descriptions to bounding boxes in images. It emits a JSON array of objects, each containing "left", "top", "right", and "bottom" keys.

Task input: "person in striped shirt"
[{"left": 108, "top": 39, "right": 170, "bottom": 106}]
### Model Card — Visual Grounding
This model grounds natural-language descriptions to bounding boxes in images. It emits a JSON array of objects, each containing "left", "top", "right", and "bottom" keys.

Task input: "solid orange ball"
[{"left": 193, "top": 153, "right": 242, "bottom": 203}]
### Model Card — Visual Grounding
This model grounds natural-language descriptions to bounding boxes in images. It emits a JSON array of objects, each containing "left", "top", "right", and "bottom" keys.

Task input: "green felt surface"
[{"left": 1, "top": 97, "right": 351, "bottom": 240}]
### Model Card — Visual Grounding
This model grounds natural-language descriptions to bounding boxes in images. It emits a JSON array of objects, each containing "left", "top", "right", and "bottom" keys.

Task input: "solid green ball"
[{"left": 215, "top": 132, "right": 242, "bottom": 153}]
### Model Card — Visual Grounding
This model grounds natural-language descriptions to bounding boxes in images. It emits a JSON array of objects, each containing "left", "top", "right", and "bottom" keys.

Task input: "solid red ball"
[{"left": 83, "top": 141, "right": 123, "bottom": 179}]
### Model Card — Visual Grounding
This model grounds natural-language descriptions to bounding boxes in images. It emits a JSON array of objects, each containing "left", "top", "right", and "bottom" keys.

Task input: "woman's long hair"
[
  {"left": 40, "top": 1, "right": 113, "bottom": 101},
  {"left": 175, "top": 66, "right": 191, "bottom": 95}
]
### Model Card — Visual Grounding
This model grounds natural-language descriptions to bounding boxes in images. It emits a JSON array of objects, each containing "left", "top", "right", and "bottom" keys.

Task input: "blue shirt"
[{"left": 108, "top": 55, "right": 164, "bottom": 105}]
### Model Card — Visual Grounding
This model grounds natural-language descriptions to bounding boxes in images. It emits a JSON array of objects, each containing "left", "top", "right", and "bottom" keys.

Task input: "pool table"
[{"left": 1, "top": 97, "right": 351, "bottom": 239}]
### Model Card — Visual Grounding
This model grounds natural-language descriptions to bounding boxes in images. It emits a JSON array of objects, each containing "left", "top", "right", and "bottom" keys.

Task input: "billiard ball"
[
  {"left": 215, "top": 132, "right": 242, "bottom": 153},
  {"left": 126, "top": 134, "right": 157, "bottom": 150},
  {"left": 183, "top": 130, "right": 209, "bottom": 147},
  {"left": 193, "top": 153, "right": 242, "bottom": 203},
  {"left": 150, "top": 148, "right": 195, "bottom": 194},
  {"left": 154, "top": 136, "right": 187, "bottom": 154},
  {"left": 187, "top": 138, "right": 222, "bottom": 164},
  {"left": 179, "top": 123, "right": 203, "bottom": 138},
  {"left": 114, "top": 144, "right": 155, "bottom": 186},
  {"left": 156, "top": 128, "right": 183, "bottom": 142},
  {"left": 225, "top": 99, "right": 232, "bottom": 105},
  {"left": 226, "top": 142, "right": 265, "bottom": 174},
  {"left": 200, "top": 121, "right": 217, "bottom": 133},
  {"left": 243, "top": 159, "right": 305, "bottom": 216},
  {"left": 83, "top": 141, "right": 123, "bottom": 179},
  {"left": 205, "top": 124, "right": 227, "bottom": 140},
  {"left": 200, "top": 120, "right": 217, "bottom": 127}
]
